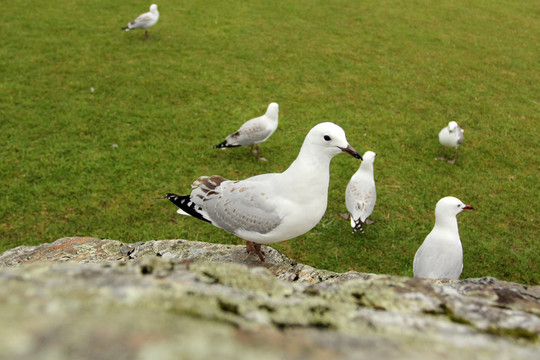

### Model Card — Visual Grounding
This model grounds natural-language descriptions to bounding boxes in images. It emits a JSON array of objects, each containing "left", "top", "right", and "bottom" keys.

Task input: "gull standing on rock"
[
  {"left": 438, "top": 121, "right": 464, "bottom": 164},
  {"left": 162, "top": 122, "right": 362, "bottom": 262},
  {"left": 342, "top": 151, "right": 377, "bottom": 233},
  {"left": 413, "top": 196, "right": 474, "bottom": 280},
  {"left": 213, "top": 103, "right": 279, "bottom": 161},
  {"left": 121, "top": 4, "right": 159, "bottom": 40}
]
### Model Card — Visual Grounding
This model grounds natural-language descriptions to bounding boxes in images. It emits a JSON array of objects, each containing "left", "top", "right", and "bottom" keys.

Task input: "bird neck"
[
  {"left": 282, "top": 144, "right": 331, "bottom": 192},
  {"left": 266, "top": 111, "right": 278, "bottom": 123},
  {"left": 359, "top": 161, "right": 373, "bottom": 174},
  {"left": 433, "top": 213, "right": 459, "bottom": 234}
]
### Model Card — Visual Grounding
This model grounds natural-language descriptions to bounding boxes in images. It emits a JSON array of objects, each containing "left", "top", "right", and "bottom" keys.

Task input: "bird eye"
[
  {"left": 323, "top": 135, "right": 331, "bottom": 141},
  {"left": 457, "top": 204, "right": 461, "bottom": 207}
]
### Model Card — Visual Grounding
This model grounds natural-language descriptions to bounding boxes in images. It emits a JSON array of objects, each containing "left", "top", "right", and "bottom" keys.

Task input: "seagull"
[
  {"left": 213, "top": 103, "right": 279, "bottom": 161},
  {"left": 162, "top": 122, "right": 362, "bottom": 262},
  {"left": 342, "top": 151, "right": 376, "bottom": 234},
  {"left": 413, "top": 196, "right": 474, "bottom": 280},
  {"left": 121, "top": 4, "right": 159, "bottom": 40},
  {"left": 438, "top": 121, "right": 464, "bottom": 164}
]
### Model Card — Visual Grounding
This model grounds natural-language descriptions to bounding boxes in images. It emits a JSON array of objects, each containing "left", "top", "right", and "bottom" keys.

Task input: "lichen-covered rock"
[{"left": 0, "top": 237, "right": 538, "bottom": 359}]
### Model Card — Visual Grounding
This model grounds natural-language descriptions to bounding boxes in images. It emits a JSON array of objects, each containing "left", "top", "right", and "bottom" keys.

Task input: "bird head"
[
  {"left": 435, "top": 196, "right": 474, "bottom": 219},
  {"left": 304, "top": 122, "right": 362, "bottom": 160},
  {"left": 448, "top": 121, "right": 459, "bottom": 133},
  {"left": 266, "top": 103, "right": 279, "bottom": 121}
]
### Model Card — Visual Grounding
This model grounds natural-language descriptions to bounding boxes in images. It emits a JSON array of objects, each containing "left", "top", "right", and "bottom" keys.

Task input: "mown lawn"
[{"left": 1, "top": 0, "right": 538, "bottom": 284}]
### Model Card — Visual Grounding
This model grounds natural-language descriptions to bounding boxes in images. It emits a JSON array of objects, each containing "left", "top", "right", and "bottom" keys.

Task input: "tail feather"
[
  {"left": 213, "top": 140, "right": 239, "bottom": 149},
  {"left": 351, "top": 218, "right": 365, "bottom": 234},
  {"left": 121, "top": 26, "right": 129, "bottom": 31},
  {"left": 161, "top": 193, "right": 211, "bottom": 223}
]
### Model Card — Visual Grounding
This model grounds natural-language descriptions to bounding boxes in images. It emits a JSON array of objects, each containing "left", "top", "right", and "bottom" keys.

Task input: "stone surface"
[{"left": 0, "top": 237, "right": 539, "bottom": 359}]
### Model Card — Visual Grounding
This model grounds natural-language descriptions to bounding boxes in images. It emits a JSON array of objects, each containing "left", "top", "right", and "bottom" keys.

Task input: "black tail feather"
[
  {"left": 161, "top": 193, "right": 211, "bottom": 223},
  {"left": 352, "top": 219, "right": 365, "bottom": 234},
  {"left": 213, "top": 140, "right": 240, "bottom": 149}
]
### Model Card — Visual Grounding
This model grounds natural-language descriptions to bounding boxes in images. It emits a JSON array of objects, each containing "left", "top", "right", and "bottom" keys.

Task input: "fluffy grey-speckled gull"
[
  {"left": 162, "top": 122, "right": 362, "bottom": 261},
  {"left": 438, "top": 121, "right": 464, "bottom": 164},
  {"left": 342, "top": 151, "right": 376, "bottom": 233},
  {"left": 213, "top": 103, "right": 279, "bottom": 161},
  {"left": 413, "top": 196, "right": 474, "bottom": 280},
  {"left": 121, "top": 4, "right": 159, "bottom": 40}
]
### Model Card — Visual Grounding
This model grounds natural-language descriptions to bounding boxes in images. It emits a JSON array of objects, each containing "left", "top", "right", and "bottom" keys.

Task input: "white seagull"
[
  {"left": 413, "top": 196, "right": 474, "bottom": 280},
  {"left": 342, "top": 151, "right": 377, "bottom": 233},
  {"left": 438, "top": 121, "right": 464, "bottom": 164},
  {"left": 162, "top": 122, "right": 362, "bottom": 261},
  {"left": 121, "top": 4, "right": 159, "bottom": 40},
  {"left": 213, "top": 103, "right": 279, "bottom": 161}
]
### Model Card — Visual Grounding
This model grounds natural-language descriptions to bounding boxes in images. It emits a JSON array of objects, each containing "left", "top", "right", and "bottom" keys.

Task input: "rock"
[{"left": 0, "top": 237, "right": 538, "bottom": 359}]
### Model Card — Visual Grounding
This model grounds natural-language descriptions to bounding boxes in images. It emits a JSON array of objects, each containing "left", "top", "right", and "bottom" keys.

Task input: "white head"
[
  {"left": 448, "top": 121, "right": 459, "bottom": 133},
  {"left": 435, "top": 196, "right": 474, "bottom": 220},
  {"left": 362, "top": 151, "right": 376, "bottom": 164},
  {"left": 150, "top": 4, "right": 158, "bottom": 13},
  {"left": 302, "top": 122, "right": 362, "bottom": 160},
  {"left": 265, "top": 102, "right": 279, "bottom": 121}
]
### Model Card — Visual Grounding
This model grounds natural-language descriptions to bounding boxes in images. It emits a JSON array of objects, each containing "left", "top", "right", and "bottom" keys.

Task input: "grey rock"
[{"left": 0, "top": 237, "right": 538, "bottom": 359}]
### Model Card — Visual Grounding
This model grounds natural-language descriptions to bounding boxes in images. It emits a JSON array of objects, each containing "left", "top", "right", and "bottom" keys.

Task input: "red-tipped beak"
[{"left": 463, "top": 204, "right": 474, "bottom": 210}]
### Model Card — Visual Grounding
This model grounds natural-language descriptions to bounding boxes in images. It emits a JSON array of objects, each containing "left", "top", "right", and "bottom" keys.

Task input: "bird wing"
[
  {"left": 457, "top": 126, "right": 464, "bottom": 145},
  {"left": 130, "top": 12, "right": 153, "bottom": 28},
  {"left": 345, "top": 176, "right": 376, "bottom": 223},
  {"left": 226, "top": 116, "right": 274, "bottom": 146},
  {"left": 191, "top": 175, "right": 282, "bottom": 235}
]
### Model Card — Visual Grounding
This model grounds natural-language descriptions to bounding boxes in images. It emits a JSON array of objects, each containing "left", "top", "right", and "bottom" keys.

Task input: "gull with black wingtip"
[{"left": 161, "top": 122, "right": 362, "bottom": 261}]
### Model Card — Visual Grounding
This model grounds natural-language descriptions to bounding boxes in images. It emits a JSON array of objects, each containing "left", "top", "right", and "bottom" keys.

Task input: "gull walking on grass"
[
  {"left": 213, "top": 103, "right": 279, "bottom": 161},
  {"left": 341, "top": 151, "right": 376, "bottom": 233},
  {"left": 162, "top": 122, "right": 362, "bottom": 261},
  {"left": 438, "top": 121, "right": 464, "bottom": 164},
  {"left": 122, "top": 4, "right": 159, "bottom": 40},
  {"left": 413, "top": 196, "right": 474, "bottom": 280}
]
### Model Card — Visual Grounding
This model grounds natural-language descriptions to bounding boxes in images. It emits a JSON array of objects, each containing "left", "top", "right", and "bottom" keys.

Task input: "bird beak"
[
  {"left": 339, "top": 145, "right": 362, "bottom": 160},
  {"left": 463, "top": 204, "right": 474, "bottom": 210}
]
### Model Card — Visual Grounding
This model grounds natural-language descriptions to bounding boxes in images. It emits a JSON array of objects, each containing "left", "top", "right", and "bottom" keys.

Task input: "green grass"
[{"left": 1, "top": 0, "right": 538, "bottom": 284}]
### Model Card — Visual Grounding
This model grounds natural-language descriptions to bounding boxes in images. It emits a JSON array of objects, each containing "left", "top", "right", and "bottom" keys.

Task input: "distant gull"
[
  {"left": 121, "top": 4, "right": 159, "bottom": 40},
  {"left": 413, "top": 196, "right": 474, "bottom": 280},
  {"left": 213, "top": 103, "right": 279, "bottom": 161},
  {"left": 438, "top": 121, "right": 464, "bottom": 164},
  {"left": 162, "top": 122, "right": 362, "bottom": 261},
  {"left": 341, "top": 151, "right": 376, "bottom": 233}
]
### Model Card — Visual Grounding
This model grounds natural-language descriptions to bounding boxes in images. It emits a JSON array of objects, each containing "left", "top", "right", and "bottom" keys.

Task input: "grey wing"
[
  {"left": 346, "top": 178, "right": 375, "bottom": 222},
  {"left": 202, "top": 180, "right": 282, "bottom": 235},
  {"left": 228, "top": 117, "right": 274, "bottom": 146},
  {"left": 457, "top": 127, "right": 464, "bottom": 145},
  {"left": 131, "top": 13, "right": 152, "bottom": 28}
]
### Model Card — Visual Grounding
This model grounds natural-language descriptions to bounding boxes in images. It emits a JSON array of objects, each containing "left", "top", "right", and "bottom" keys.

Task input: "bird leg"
[
  {"left": 251, "top": 145, "right": 267, "bottom": 162},
  {"left": 448, "top": 149, "right": 458, "bottom": 164},
  {"left": 245, "top": 241, "right": 265, "bottom": 262},
  {"left": 144, "top": 30, "right": 152, "bottom": 40},
  {"left": 339, "top": 213, "right": 351, "bottom": 220}
]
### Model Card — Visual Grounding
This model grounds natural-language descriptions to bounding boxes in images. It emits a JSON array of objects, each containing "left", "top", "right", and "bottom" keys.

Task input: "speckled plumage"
[
  {"left": 214, "top": 103, "right": 279, "bottom": 160},
  {"left": 345, "top": 151, "right": 376, "bottom": 233},
  {"left": 122, "top": 4, "right": 159, "bottom": 39},
  {"left": 164, "top": 122, "right": 362, "bottom": 261}
]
